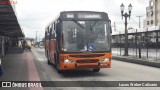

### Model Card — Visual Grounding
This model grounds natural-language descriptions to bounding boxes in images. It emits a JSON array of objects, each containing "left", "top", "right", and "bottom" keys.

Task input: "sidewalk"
[
  {"left": 0, "top": 47, "right": 43, "bottom": 90},
  {"left": 0, "top": 47, "right": 29, "bottom": 81},
  {"left": 0, "top": 47, "right": 29, "bottom": 90},
  {"left": 112, "top": 55, "right": 160, "bottom": 68},
  {"left": 112, "top": 48, "right": 160, "bottom": 68}
]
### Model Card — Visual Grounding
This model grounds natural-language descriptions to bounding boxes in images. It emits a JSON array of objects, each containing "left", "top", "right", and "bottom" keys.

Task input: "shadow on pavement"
[{"left": 6, "top": 47, "right": 26, "bottom": 54}]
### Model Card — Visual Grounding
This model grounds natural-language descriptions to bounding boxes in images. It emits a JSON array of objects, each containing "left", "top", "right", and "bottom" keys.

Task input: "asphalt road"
[{"left": 31, "top": 48, "right": 160, "bottom": 90}]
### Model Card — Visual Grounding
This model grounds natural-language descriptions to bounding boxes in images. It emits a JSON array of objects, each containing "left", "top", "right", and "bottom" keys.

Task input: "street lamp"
[{"left": 120, "top": 3, "right": 132, "bottom": 56}]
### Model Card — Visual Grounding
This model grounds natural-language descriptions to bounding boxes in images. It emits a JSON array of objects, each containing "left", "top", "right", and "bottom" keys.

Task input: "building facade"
[
  {"left": 144, "top": 0, "right": 160, "bottom": 28},
  {"left": 112, "top": 0, "right": 160, "bottom": 49}
]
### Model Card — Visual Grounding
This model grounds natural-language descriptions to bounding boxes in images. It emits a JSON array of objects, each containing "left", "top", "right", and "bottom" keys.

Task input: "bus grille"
[
  {"left": 76, "top": 59, "right": 99, "bottom": 63},
  {"left": 69, "top": 54, "right": 105, "bottom": 58},
  {"left": 76, "top": 65, "right": 99, "bottom": 68}
]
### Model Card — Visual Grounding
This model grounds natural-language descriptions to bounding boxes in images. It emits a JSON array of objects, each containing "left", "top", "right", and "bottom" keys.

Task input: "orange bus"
[{"left": 45, "top": 11, "right": 112, "bottom": 73}]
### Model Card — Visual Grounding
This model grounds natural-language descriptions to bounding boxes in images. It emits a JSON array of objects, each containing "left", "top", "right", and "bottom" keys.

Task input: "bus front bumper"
[{"left": 60, "top": 62, "right": 111, "bottom": 70}]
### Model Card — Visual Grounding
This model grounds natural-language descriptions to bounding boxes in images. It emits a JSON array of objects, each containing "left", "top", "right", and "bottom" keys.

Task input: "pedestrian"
[
  {"left": 22, "top": 40, "right": 27, "bottom": 50},
  {"left": 5, "top": 41, "right": 8, "bottom": 51},
  {"left": 0, "top": 58, "right": 3, "bottom": 76}
]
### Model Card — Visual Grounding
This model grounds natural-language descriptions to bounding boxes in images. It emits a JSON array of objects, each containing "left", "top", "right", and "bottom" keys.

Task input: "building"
[
  {"left": 144, "top": 0, "right": 160, "bottom": 29},
  {"left": 112, "top": 0, "right": 160, "bottom": 49}
]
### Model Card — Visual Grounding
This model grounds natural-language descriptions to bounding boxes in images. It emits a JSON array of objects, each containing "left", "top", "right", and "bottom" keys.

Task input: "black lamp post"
[{"left": 120, "top": 3, "right": 132, "bottom": 56}]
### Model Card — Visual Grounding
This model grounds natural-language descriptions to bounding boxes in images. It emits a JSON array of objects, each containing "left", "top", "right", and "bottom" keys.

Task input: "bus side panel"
[
  {"left": 45, "top": 40, "right": 49, "bottom": 57},
  {"left": 50, "top": 39, "right": 56, "bottom": 64}
]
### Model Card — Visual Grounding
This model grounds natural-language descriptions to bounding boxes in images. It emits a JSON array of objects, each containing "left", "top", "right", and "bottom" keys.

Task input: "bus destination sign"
[
  {"left": 78, "top": 13, "right": 101, "bottom": 19},
  {"left": 65, "top": 12, "right": 102, "bottom": 19}
]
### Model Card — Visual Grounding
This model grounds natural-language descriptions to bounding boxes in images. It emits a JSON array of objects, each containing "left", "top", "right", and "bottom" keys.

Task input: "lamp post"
[{"left": 120, "top": 3, "right": 132, "bottom": 56}]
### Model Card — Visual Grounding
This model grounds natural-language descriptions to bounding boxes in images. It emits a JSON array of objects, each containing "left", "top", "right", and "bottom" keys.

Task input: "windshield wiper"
[{"left": 72, "top": 19, "right": 85, "bottom": 29}]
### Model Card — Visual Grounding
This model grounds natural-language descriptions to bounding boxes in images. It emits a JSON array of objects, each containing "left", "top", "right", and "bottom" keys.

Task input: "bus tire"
[
  {"left": 47, "top": 52, "right": 52, "bottom": 65},
  {"left": 52, "top": 54, "right": 56, "bottom": 68},
  {"left": 93, "top": 69, "right": 100, "bottom": 72},
  {"left": 47, "top": 58, "right": 52, "bottom": 65},
  {"left": 57, "top": 69, "right": 64, "bottom": 74},
  {"left": 54, "top": 53, "right": 63, "bottom": 74}
]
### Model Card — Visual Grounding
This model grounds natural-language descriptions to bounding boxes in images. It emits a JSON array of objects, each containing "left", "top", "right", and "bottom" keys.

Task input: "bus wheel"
[
  {"left": 52, "top": 54, "right": 56, "bottom": 68},
  {"left": 57, "top": 68, "right": 64, "bottom": 74},
  {"left": 47, "top": 58, "right": 52, "bottom": 65},
  {"left": 93, "top": 69, "right": 100, "bottom": 72}
]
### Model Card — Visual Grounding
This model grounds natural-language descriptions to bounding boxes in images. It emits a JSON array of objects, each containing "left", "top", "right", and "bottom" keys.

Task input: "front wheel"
[
  {"left": 57, "top": 68, "right": 64, "bottom": 74},
  {"left": 93, "top": 69, "right": 100, "bottom": 72}
]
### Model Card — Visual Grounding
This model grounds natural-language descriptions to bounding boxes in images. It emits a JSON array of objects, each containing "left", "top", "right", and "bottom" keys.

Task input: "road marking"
[
  {"left": 26, "top": 52, "right": 43, "bottom": 90},
  {"left": 37, "top": 58, "right": 45, "bottom": 61}
]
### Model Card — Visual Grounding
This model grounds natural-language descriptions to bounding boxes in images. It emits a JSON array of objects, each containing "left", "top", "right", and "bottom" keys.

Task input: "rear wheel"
[
  {"left": 93, "top": 69, "right": 100, "bottom": 72},
  {"left": 47, "top": 58, "right": 52, "bottom": 65},
  {"left": 47, "top": 52, "right": 52, "bottom": 65},
  {"left": 52, "top": 54, "right": 57, "bottom": 68}
]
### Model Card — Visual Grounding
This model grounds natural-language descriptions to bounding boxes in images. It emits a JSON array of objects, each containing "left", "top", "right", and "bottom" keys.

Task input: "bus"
[{"left": 45, "top": 11, "right": 112, "bottom": 73}]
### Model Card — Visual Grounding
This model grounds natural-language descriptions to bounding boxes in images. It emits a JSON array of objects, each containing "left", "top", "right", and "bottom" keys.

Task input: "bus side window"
[
  {"left": 56, "top": 21, "right": 61, "bottom": 36},
  {"left": 54, "top": 22, "right": 56, "bottom": 30},
  {"left": 45, "top": 27, "right": 49, "bottom": 40},
  {"left": 45, "top": 31, "right": 47, "bottom": 40},
  {"left": 49, "top": 24, "right": 53, "bottom": 39},
  {"left": 54, "top": 22, "right": 57, "bottom": 36},
  {"left": 51, "top": 23, "right": 56, "bottom": 39},
  {"left": 52, "top": 30, "right": 56, "bottom": 39}
]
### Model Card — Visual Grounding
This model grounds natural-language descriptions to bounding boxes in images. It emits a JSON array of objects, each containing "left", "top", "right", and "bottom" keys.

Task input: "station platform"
[
  {"left": 0, "top": 47, "right": 28, "bottom": 81},
  {"left": 0, "top": 47, "right": 42, "bottom": 90}
]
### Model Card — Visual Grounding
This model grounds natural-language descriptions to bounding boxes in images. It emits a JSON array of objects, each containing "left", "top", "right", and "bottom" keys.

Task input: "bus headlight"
[
  {"left": 100, "top": 58, "right": 110, "bottom": 62},
  {"left": 64, "top": 59, "right": 74, "bottom": 63}
]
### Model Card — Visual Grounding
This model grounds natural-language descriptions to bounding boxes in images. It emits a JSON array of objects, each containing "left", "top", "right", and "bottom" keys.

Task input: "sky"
[{"left": 15, "top": 0, "right": 149, "bottom": 41}]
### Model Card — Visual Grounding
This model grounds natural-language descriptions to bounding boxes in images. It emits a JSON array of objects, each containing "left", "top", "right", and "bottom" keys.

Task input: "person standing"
[{"left": 22, "top": 40, "right": 27, "bottom": 50}]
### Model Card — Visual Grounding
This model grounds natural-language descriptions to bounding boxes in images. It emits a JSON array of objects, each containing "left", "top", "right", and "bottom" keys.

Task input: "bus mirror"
[
  {"left": 110, "top": 26, "right": 112, "bottom": 34},
  {"left": 109, "top": 19, "right": 112, "bottom": 34},
  {"left": 109, "top": 19, "right": 111, "bottom": 24}
]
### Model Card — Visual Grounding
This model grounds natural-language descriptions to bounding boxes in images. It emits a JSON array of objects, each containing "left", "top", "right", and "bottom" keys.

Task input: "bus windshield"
[{"left": 62, "top": 20, "right": 111, "bottom": 52}]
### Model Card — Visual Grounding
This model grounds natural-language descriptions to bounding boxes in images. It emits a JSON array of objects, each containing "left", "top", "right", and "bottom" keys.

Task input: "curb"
[{"left": 112, "top": 56, "right": 160, "bottom": 68}]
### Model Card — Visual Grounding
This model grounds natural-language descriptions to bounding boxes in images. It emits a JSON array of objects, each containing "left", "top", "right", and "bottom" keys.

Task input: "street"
[
  {"left": 31, "top": 48, "right": 160, "bottom": 90},
  {"left": 1, "top": 0, "right": 160, "bottom": 90}
]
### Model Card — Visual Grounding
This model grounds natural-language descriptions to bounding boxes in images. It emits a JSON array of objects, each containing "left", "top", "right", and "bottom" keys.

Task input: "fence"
[{"left": 112, "top": 29, "right": 160, "bottom": 62}]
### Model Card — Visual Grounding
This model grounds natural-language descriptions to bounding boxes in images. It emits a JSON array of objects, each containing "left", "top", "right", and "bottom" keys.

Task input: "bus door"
[
  {"left": 55, "top": 21, "right": 62, "bottom": 67},
  {"left": 50, "top": 24, "right": 57, "bottom": 64}
]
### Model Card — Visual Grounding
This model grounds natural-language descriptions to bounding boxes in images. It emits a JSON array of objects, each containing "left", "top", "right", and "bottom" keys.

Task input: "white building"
[{"left": 144, "top": 0, "right": 160, "bottom": 30}]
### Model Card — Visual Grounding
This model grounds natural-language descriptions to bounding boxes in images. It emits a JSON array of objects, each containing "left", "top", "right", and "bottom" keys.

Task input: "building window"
[
  {"left": 147, "top": 21, "right": 149, "bottom": 25},
  {"left": 150, "top": 11, "right": 153, "bottom": 16},
  {"left": 147, "top": 12, "right": 150, "bottom": 17},
  {"left": 151, "top": 1, "right": 153, "bottom": 6},
  {"left": 151, "top": 20, "right": 153, "bottom": 24}
]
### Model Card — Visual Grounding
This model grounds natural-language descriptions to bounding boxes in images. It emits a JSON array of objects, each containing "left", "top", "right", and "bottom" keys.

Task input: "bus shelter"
[{"left": 0, "top": 2, "right": 24, "bottom": 57}]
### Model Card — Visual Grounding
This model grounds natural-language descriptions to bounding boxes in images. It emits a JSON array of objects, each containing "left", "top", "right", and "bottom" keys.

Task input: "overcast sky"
[{"left": 15, "top": 0, "right": 149, "bottom": 40}]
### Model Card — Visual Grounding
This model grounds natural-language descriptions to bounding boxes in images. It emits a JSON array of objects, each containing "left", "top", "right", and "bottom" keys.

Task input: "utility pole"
[
  {"left": 136, "top": 16, "right": 143, "bottom": 28},
  {"left": 146, "top": 28, "right": 148, "bottom": 58},
  {"left": 135, "top": 29, "right": 137, "bottom": 57},
  {"left": 120, "top": 3, "right": 133, "bottom": 56},
  {"left": 119, "top": 31, "right": 121, "bottom": 56}
]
